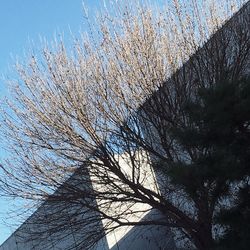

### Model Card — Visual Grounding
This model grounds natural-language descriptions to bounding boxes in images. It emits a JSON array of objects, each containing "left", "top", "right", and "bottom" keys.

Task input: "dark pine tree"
[
  {"left": 216, "top": 184, "right": 250, "bottom": 250},
  {"left": 156, "top": 77, "right": 250, "bottom": 249}
]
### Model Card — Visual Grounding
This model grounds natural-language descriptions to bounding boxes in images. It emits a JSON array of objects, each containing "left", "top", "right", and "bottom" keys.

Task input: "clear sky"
[{"left": 0, "top": 0, "right": 102, "bottom": 245}]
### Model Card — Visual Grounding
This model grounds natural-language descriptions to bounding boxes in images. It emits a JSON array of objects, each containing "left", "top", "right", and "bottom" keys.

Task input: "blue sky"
[{"left": 0, "top": 0, "right": 102, "bottom": 245}]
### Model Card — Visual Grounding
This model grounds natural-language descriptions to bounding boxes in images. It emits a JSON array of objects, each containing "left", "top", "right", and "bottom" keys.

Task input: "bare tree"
[{"left": 0, "top": 0, "right": 249, "bottom": 249}]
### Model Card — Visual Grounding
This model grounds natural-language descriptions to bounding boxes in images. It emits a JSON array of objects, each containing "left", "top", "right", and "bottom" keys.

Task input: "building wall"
[{"left": 0, "top": 156, "right": 175, "bottom": 250}]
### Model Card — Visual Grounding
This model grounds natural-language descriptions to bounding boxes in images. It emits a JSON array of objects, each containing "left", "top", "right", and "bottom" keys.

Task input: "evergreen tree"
[
  {"left": 216, "top": 184, "right": 250, "bottom": 250},
  {"left": 161, "top": 77, "right": 250, "bottom": 249}
]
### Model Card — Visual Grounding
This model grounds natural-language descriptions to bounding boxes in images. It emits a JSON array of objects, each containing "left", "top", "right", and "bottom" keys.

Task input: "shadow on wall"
[{"left": 110, "top": 210, "right": 177, "bottom": 250}]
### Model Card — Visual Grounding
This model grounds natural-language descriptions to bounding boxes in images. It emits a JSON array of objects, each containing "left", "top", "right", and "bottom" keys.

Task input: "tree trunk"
[{"left": 193, "top": 225, "right": 214, "bottom": 250}]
